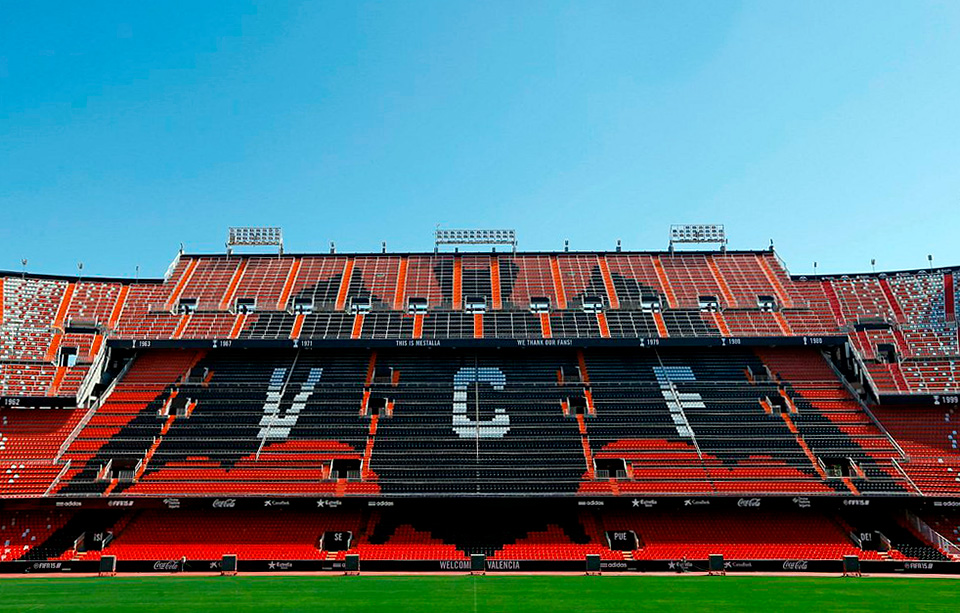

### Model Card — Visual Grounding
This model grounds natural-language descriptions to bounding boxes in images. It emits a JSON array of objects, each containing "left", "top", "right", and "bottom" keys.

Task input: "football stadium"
[
  {"left": 4, "top": 2, "right": 960, "bottom": 610},
  {"left": 2, "top": 225, "right": 960, "bottom": 602}
]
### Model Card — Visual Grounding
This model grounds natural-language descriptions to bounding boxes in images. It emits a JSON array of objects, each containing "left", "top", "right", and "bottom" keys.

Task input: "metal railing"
[
  {"left": 43, "top": 460, "right": 71, "bottom": 497},
  {"left": 824, "top": 348, "right": 908, "bottom": 460},
  {"left": 56, "top": 354, "right": 137, "bottom": 462},
  {"left": 907, "top": 511, "right": 960, "bottom": 558},
  {"left": 76, "top": 341, "right": 109, "bottom": 408}
]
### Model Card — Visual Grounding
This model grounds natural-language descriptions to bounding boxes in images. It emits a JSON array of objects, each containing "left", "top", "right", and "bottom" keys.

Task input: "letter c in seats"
[{"left": 452, "top": 367, "right": 509, "bottom": 438}]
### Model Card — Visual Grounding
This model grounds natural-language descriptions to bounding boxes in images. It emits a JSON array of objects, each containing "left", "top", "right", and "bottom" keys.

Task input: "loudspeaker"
[
  {"left": 470, "top": 554, "right": 486, "bottom": 575},
  {"left": 842, "top": 555, "right": 860, "bottom": 577},
  {"left": 345, "top": 554, "right": 360, "bottom": 575},
  {"left": 98, "top": 555, "right": 117, "bottom": 577},
  {"left": 585, "top": 554, "right": 601, "bottom": 575},
  {"left": 709, "top": 554, "right": 725, "bottom": 575},
  {"left": 221, "top": 554, "right": 237, "bottom": 576}
]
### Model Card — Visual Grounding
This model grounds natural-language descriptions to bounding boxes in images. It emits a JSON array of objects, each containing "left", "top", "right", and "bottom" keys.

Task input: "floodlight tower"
[
  {"left": 668, "top": 224, "right": 728, "bottom": 253},
  {"left": 435, "top": 228, "right": 518, "bottom": 253},
  {"left": 226, "top": 227, "right": 284, "bottom": 256}
]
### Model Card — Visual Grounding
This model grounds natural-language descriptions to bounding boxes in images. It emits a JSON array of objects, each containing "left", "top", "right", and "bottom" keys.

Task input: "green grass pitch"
[{"left": 1, "top": 575, "right": 956, "bottom": 612}]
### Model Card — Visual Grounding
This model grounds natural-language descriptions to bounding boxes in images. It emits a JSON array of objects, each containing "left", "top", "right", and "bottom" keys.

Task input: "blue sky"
[{"left": 1, "top": 1, "right": 958, "bottom": 278}]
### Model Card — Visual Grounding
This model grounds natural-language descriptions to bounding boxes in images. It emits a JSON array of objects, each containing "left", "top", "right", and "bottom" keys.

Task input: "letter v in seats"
[{"left": 259, "top": 367, "right": 323, "bottom": 440}]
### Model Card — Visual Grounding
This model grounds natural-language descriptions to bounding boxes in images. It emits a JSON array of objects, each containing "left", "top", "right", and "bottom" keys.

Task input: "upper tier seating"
[
  {"left": 658, "top": 254, "right": 725, "bottom": 309},
  {"left": 826, "top": 277, "right": 898, "bottom": 323},
  {"left": 0, "top": 252, "right": 829, "bottom": 343},
  {"left": 722, "top": 311, "right": 786, "bottom": 336},
  {"left": 233, "top": 257, "right": 297, "bottom": 311},
  {"left": 1, "top": 277, "right": 67, "bottom": 330},
  {"left": 601, "top": 255, "right": 665, "bottom": 309},
  {"left": 900, "top": 359, "right": 960, "bottom": 394},
  {"left": 346, "top": 256, "right": 403, "bottom": 309},
  {"left": 556, "top": 255, "right": 611, "bottom": 307},
  {"left": 287, "top": 256, "right": 348, "bottom": 310},
  {"left": 782, "top": 278, "right": 838, "bottom": 335},
  {"left": 4, "top": 252, "right": 960, "bottom": 397},
  {"left": 0, "top": 277, "right": 67, "bottom": 365},
  {"left": 868, "top": 359, "right": 960, "bottom": 395},
  {"left": 710, "top": 254, "right": 780, "bottom": 309},
  {"left": 113, "top": 284, "right": 179, "bottom": 338},
  {"left": 888, "top": 274, "right": 946, "bottom": 328},
  {"left": 64, "top": 282, "right": 123, "bottom": 327},
  {"left": 0, "top": 363, "right": 57, "bottom": 395},
  {"left": 175, "top": 258, "right": 242, "bottom": 309},
  {"left": 818, "top": 271, "right": 960, "bottom": 395}
]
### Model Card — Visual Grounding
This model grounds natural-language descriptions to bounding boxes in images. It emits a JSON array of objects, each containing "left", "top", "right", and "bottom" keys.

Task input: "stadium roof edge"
[
  {"left": 177, "top": 250, "right": 960, "bottom": 281},
  {"left": 2, "top": 249, "right": 957, "bottom": 283},
  {"left": 0, "top": 271, "right": 164, "bottom": 284},
  {"left": 791, "top": 265, "right": 960, "bottom": 280},
  {"left": 180, "top": 248, "right": 773, "bottom": 258}
]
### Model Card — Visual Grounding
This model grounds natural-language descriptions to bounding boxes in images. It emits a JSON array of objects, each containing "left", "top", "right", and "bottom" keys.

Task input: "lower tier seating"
[
  {"left": 78, "top": 510, "right": 360, "bottom": 561},
  {"left": 19, "top": 504, "right": 948, "bottom": 562},
  {"left": 0, "top": 510, "right": 69, "bottom": 561},
  {"left": 602, "top": 509, "right": 885, "bottom": 560},
  {"left": 0, "top": 408, "right": 82, "bottom": 497},
  {"left": 48, "top": 346, "right": 916, "bottom": 497},
  {"left": 840, "top": 510, "right": 950, "bottom": 561},
  {"left": 922, "top": 512, "right": 960, "bottom": 554}
]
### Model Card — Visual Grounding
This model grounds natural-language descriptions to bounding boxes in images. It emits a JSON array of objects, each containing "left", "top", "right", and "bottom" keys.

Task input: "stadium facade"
[{"left": 2, "top": 241, "right": 959, "bottom": 574}]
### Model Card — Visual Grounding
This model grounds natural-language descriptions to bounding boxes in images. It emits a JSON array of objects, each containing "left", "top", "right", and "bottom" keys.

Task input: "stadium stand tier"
[{"left": 2, "top": 246, "right": 960, "bottom": 567}]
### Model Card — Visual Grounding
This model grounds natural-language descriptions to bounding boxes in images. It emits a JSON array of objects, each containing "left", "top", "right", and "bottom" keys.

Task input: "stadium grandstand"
[{"left": 1, "top": 226, "right": 959, "bottom": 576}]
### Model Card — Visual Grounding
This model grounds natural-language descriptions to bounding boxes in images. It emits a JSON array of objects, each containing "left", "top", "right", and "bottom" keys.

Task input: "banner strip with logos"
[
  {"left": 2, "top": 559, "right": 959, "bottom": 575},
  {"left": 4, "top": 496, "right": 960, "bottom": 513},
  {"left": 107, "top": 335, "right": 846, "bottom": 351}
]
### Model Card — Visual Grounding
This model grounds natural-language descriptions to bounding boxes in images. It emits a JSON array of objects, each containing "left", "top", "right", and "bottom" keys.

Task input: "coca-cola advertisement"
[{"left": 152, "top": 560, "right": 182, "bottom": 572}]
